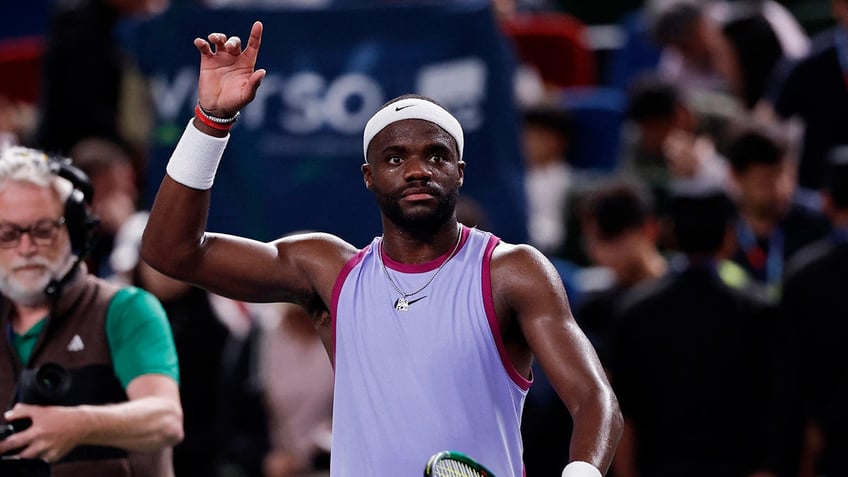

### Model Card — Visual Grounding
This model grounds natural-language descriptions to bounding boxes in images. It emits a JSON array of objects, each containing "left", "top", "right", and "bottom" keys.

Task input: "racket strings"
[{"left": 432, "top": 458, "right": 485, "bottom": 477}]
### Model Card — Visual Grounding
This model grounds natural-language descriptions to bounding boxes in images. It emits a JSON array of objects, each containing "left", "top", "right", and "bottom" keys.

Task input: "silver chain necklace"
[{"left": 378, "top": 225, "right": 463, "bottom": 311}]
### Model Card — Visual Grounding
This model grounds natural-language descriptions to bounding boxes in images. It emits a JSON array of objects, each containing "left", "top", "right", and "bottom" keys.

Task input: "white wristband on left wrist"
[{"left": 166, "top": 119, "right": 229, "bottom": 190}]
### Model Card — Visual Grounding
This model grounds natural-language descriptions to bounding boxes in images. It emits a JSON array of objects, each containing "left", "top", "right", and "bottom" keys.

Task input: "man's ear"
[
  {"left": 457, "top": 160, "right": 465, "bottom": 187},
  {"left": 362, "top": 162, "right": 373, "bottom": 189}
]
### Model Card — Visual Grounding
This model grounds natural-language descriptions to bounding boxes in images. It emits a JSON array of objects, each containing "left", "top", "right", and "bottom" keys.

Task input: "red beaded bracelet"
[{"left": 194, "top": 105, "right": 237, "bottom": 131}]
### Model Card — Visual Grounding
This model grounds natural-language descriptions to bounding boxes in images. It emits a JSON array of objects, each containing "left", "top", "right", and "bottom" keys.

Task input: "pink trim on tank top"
[
  {"left": 481, "top": 236, "right": 533, "bottom": 391},
  {"left": 380, "top": 225, "right": 470, "bottom": 273},
  {"left": 331, "top": 246, "right": 370, "bottom": 369}
]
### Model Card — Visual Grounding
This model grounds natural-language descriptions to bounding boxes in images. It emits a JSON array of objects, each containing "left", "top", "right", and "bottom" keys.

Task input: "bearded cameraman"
[{"left": 0, "top": 146, "right": 182, "bottom": 477}]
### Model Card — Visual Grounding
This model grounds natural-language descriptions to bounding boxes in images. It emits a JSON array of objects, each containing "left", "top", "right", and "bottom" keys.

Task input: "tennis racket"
[{"left": 424, "top": 450, "right": 496, "bottom": 477}]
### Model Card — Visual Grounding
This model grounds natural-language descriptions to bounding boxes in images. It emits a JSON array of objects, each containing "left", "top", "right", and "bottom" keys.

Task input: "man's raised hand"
[{"left": 194, "top": 21, "right": 266, "bottom": 119}]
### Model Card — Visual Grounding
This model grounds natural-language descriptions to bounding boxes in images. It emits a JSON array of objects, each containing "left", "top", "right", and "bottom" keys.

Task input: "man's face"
[
  {"left": 89, "top": 162, "right": 137, "bottom": 234},
  {"left": 583, "top": 223, "right": 651, "bottom": 286},
  {"left": 362, "top": 119, "right": 464, "bottom": 231},
  {"left": 733, "top": 160, "right": 794, "bottom": 220},
  {"left": 0, "top": 181, "right": 73, "bottom": 306}
]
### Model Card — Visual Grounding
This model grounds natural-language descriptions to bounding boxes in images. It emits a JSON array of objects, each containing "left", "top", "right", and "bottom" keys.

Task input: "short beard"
[
  {"left": 377, "top": 185, "right": 459, "bottom": 237},
  {"left": 0, "top": 251, "right": 75, "bottom": 306}
]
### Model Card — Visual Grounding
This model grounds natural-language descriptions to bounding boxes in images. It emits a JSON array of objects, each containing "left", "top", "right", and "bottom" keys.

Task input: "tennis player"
[{"left": 141, "top": 21, "right": 622, "bottom": 477}]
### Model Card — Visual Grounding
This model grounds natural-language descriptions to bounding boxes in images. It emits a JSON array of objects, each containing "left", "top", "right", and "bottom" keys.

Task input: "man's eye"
[
  {"left": 387, "top": 156, "right": 402, "bottom": 165},
  {"left": 0, "top": 227, "right": 17, "bottom": 241}
]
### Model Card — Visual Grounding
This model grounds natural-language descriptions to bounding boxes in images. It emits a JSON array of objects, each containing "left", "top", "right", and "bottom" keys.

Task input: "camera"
[
  {"left": 17, "top": 363, "right": 71, "bottom": 406},
  {"left": 0, "top": 363, "right": 71, "bottom": 441}
]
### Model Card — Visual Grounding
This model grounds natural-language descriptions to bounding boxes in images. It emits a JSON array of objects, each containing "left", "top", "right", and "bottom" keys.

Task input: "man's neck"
[
  {"left": 620, "top": 250, "right": 668, "bottom": 287},
  {"left": 12, "top": 303, "right": 50, "bottom": 335},
  {"left": 381, "top": 221, "right": 461, "bottom": 264},
  {"left": 742, "top": 210, "right": 778, "bottom": 238}
]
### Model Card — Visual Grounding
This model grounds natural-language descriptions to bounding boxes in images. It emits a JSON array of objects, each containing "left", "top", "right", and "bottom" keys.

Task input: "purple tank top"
[{"left": 330, "top": 225, "right": 531, "bottom": 476}]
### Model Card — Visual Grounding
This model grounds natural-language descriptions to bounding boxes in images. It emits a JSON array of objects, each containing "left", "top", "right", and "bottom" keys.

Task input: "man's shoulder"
[
  {"left": 106, "top": 284, "right": 162, "bottom": 315},
  {"left": 489, "top": 241, "right": 564, "bottom": 291},
  {"left": 489, "top": 240, "right": 542, "bottom": 265}
]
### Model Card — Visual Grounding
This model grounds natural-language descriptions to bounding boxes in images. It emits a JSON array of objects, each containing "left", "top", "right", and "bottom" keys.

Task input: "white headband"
[{"left": 362, "top": 98, "right": 464, "bottom": 161}]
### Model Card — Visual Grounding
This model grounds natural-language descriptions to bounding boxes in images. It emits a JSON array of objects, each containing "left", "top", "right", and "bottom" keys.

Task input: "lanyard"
[{"left": 736, "top": 220, "right": 784, "bottom": 287}]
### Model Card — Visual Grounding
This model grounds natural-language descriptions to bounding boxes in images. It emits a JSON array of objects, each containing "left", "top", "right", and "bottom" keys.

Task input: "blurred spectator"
[
  {"left": 618, "top": 73, "right": 731, "bottom": 224},
  {"left": 520, "top": 103, "right": 575, "bottom": 256},
  {"left": 781, "top": 145, "right": 848, "bottom": 477},
  {"left": 575, "top": 178, "right": 667, "bottom": 366},
  {"left": 70, "top": 137, "right": 139, "bottom": 278},
  {"left": 33, "top": 0, "right": 165, "bottom": 161},
  {"left": 522, "top": 179, "right": 666, "bottom": 477},
  {"left": 713, "top": 0, "right": 810, "bottom": 59},
  {"left": 609, "top": 188, "right": 790, "bottom": 477},
  {"left": 258, "top": 303, "right": 333, "bottom": 477},
  {"left": 109, "top": 212, "right": 268, "bottom": 477},
  {"left": 647, "top": 0, "right": 808, "bottom": 113},
  {"left": 648, "top": 0, "right": 741, "bottom": 103},
  {"left": 722, "top": 117, "right": 831, "bottom": 295},
  {"left": 0, "top": 98, "right": 37, "bottom": 147},
  {"left": 763, "top": 0, "right": 848, "bottom": 204},
  {"left": 721, "top": 11, "right": 787, "bottom": 109}
]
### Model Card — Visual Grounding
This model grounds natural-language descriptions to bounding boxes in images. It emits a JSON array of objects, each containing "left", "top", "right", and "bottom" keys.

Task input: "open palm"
[{"left": 194, "top": 20, "right": 266, "bottom": 118}]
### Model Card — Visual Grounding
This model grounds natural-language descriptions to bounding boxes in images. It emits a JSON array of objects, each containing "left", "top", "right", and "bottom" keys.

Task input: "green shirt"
[{"left": 11, "top": 287, "right": 179, "bottom": 389}]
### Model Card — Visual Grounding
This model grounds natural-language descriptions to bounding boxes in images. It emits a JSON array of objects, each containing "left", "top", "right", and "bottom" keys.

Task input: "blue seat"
[
  {"left": 559, "top": 87, "right": 626, "bottom": 173},
  {"left": 603, "top": 9, "right": 662, "bottom": 91}
]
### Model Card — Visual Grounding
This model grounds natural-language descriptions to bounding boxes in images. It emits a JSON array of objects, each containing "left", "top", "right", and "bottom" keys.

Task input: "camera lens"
[
  {"left": 36, "top": 366, "right": 64, "bottom": 390},
  {"left": 18, "top": 363, "right": 71, "bottom": 405}
]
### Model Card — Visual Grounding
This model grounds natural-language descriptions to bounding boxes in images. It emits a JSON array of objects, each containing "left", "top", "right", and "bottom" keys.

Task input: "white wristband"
[
  {"left": 562, "top": 461, "right": 602, "bottom": 477},
  {"left": 165, "top": 119, "right": 230, "bottom": 190}
]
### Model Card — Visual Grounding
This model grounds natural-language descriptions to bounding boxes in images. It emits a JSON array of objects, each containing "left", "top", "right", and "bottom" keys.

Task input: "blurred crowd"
[{"left": 2, "top": 0, "right": 847, "bottom": 475}]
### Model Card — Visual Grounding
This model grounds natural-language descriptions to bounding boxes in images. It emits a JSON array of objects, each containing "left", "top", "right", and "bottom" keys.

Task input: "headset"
[
  {"left": 46, "top": 156, "right": 100, "bottom": 258},
  {"left": 43, "top": 156, "right": 100, "bottom": 299}
]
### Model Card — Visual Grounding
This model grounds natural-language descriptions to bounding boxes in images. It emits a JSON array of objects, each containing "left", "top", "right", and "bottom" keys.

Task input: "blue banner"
[{"left": 131, "top": 1, "right": 527, "bottom": 247}]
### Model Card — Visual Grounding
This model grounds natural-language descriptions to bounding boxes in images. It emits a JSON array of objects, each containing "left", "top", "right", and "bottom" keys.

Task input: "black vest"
[{"left": 0, "top": 271, "right": 172, "bottom": 477}]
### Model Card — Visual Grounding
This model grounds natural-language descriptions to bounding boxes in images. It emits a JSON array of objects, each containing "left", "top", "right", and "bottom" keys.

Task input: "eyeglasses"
[{"left": 0, "top": 217, "right": 66, "bottom": 249}]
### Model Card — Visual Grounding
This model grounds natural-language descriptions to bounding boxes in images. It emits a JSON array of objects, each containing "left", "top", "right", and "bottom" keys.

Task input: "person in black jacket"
[
  {"left": 781, "top": 145, "right": 848, "bottom": 477},
  {"left": 609, "top": 187, "right": 792, "bottom": 477}
]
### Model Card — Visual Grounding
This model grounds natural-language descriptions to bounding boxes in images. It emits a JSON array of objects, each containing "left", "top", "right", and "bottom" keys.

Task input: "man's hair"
[
  {"left": 522, "top": 105, "right": 574, "bottom": 139},
  {"left": 625, "top": 74, "right": 681, "bottom": 122},
  {"left": 722, "top": 118, "right": 789, "bottom": 173},
  {"left": 826, "top": 145, "right": 848, "bottom": 209},
  {"left": 69, "top": 137, "right": 133, "bottom": 178},
  {"left": 581, "top": 179, "right": 655, "bottom": 240},
  {"left": 0, "top": 146, "right": 73, "bottom": 203},
  {"left": 650, "top": 0, "right": 704, "bottom": 47},
  {"left": 669, "top": 188, "right": 736, "bottom": 254}
]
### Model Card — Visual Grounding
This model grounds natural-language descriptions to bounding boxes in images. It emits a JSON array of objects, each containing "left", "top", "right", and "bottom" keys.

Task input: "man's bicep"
[
  {"left": 177, "top": 232, "right": 299, "bottom": 302},
  {"left": 496, "top": 245, "right": 606, "bottom": 405}
]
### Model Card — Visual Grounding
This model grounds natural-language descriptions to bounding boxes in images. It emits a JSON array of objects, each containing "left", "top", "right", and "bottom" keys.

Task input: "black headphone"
[{"left": 47, "top": 156, "right": 100, "bottom": 259}]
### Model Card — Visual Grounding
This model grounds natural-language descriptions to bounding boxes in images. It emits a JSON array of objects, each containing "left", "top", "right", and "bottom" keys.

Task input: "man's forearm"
[
  {"left": 141, "top": 120, "right": 226, "bottom": 278},
  {"left": 567, "top": 389, "right": 624, "bottom": 475},
  {"left": 76, "top": 395, "right": 183, "bottom": 451}
]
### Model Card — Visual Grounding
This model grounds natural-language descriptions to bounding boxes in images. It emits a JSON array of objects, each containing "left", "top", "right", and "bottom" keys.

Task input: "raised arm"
[
  {"left": 141, "top": 22, "right": 352, "bottom": 304},
  {"left": 492, "top": 244, "right": 623, "bottom": 476}
]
